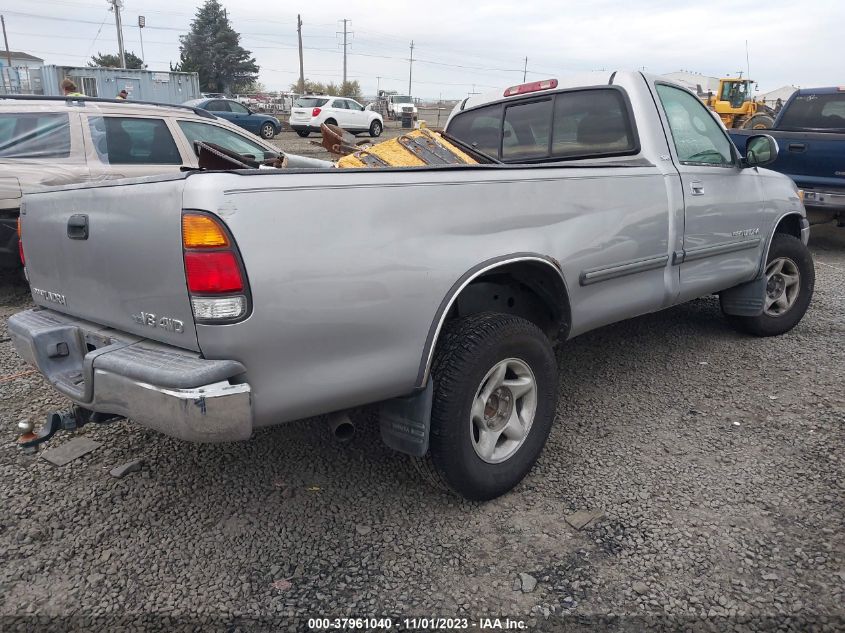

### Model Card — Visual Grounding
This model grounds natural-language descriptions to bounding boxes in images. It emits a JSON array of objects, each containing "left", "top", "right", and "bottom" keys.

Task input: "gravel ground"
[{"left": 1, "top": 221, "right": 843, "bottom": 632}]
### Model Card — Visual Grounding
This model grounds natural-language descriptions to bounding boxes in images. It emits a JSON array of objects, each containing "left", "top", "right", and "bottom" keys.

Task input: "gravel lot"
[{"left": 1, "top": 213, "right": 843, "bottom": 631}]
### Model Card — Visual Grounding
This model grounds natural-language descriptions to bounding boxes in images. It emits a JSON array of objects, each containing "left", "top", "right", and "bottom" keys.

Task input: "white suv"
[{"left": 289, "top": 96, "right": 383, "bottom": 138}]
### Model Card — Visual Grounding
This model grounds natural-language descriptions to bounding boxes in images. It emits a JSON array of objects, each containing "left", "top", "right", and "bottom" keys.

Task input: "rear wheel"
[
  {"left": 369, "top": 120, "right": 383, "bottom": 137},
  {"left": 414, "top": 313, "right": 558, "bottom": 501},
  {"left": 324, "top": 118, "right": 337, "bottom": 127},
  {"left": 296, "top": 130, "right": 310, "bottom": 138},
  {"left": 724, "top": 233, "right": 814, "bottom": 336},
  {"left": 260, "top": 122, "right": 276, "bottom": 139}
]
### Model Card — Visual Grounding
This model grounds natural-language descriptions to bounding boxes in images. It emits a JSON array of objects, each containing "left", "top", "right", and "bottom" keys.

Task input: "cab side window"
[
  {"left": 656, "top": 84, "right": 734, "bottom": 166},
  {"left": 0, "top": 112, "right": 71, "bottom": 159},
  {"left": 88, "top": 116, "right": 181, "bottom": 165},
  {"left": 502, "top": 99, "right": 552, "bottom": 161},
  {"left": 446, "top": 104, "right": 503, "bottom": 158},
  {"left": 206, "top": 100, "right": 230, "bottom": 112},
  {"left": 448, "top": 89, "right": 637, "bottom": 162},
  {"left": 178, "top": 120, "right": 267, "bottom": 159},
  {"left": 552, "top": 89, "right": 636, "bottom": 158}
]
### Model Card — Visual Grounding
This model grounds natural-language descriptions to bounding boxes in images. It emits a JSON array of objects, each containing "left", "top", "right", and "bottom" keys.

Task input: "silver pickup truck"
[{"left": 9, "top": 72, "right": 813, "bottom": 500}]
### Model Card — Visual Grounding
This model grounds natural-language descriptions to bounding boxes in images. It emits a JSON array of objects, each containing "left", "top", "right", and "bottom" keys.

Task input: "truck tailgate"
[{"left": 21, "top": 177, "right": 200, "bottom": 351}]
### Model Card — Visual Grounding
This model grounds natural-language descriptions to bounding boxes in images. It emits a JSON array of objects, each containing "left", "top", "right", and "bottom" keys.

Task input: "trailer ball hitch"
[{"left": 17, "top": 407, "right": 124, "bottom": 450}]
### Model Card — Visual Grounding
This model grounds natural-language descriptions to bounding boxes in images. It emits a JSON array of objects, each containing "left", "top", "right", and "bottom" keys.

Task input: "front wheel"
[
  {"left": 414, "top": 313, "right": 558, "bottom": 501},
  {"left": 369, "top": 120, "right": 383, "bottom": 137},
  {"left": 723, "top": 233, "right": 814, "bottom": 336},
  {"left": 260, "top": 122, "right": 276, "bottom": 139}
]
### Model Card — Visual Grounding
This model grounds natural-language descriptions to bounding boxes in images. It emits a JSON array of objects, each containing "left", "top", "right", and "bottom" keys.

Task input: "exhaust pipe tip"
[{"left": 327, "top": 412, "right": 355, "bottom": 443}]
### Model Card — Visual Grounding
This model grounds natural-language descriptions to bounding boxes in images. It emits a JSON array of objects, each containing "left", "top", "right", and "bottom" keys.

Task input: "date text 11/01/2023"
[{"left": 307, "top": 617, "right": 527, "bottom": 630}]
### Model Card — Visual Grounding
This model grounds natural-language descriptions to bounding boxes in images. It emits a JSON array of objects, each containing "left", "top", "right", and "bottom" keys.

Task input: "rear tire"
[
  {"left": 415, "top": 313, "right": 558, "bottom": 501},
  {"left": 324, "top": 118, "right": 337, "bottom": 127},
  {"left": 260, "top": 122, "right": 276, "bottom": 139},
  {"left": 296, "top": 130, "right": 310, "bottom": 138},
  {"left": 724, "top": 233, "right": 814, "bottom": 336}
]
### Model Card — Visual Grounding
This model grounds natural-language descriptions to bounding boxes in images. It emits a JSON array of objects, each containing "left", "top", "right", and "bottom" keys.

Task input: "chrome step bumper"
[{"left": 8, "top": 308, "right": 252, "bottom": 442}]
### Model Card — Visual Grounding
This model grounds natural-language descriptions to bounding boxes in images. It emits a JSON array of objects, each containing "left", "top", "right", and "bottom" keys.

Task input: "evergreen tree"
[
  {"left": 175, "top": 0, "right": 259, "bottom": 94},
  {"left": 89, "top": 51, "right": 144, "bottom": 69}
]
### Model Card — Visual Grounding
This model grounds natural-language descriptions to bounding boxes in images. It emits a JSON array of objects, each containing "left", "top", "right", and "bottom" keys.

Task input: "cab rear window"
[
  {"left": 295, "top": 97, "right": 329, "bottom": 108},
  {"left": 0, "top": 113, "right": 71, "bottom": 159},
  {"left": 778, "top": 93, "right": 845, "bottom": 130},
  {"left": 448, "top": 88, "right": 638, "bottom": 163}
]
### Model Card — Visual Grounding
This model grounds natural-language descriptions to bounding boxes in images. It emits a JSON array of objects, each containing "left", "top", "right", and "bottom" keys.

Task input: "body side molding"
[
  {"left": 579, "top": 254, "right": 669, "bottom": 286},
  {"left": 682, "top": 238, "right": 762, "bottom": 263}
]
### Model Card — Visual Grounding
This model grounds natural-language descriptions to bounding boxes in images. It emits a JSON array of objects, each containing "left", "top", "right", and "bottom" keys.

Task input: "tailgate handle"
[
  {"left": 788, "top": 143, "right": 807, "bottom": 153},
  {"left": 67, "top": 214, "right": 89, "bottom": 240}
]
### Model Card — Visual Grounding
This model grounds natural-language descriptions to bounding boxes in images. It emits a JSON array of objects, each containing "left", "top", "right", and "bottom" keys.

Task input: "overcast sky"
[{"left": 2, "top": 0, "right": 842, "bottom": 99}]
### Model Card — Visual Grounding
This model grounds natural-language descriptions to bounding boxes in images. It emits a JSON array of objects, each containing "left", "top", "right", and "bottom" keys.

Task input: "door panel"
[{"left": 654, "top": 83, "right": 765, "bottom": 301}]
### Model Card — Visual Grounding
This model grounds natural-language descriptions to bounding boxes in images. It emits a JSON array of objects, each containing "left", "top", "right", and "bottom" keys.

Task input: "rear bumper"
[{"left": 7, "top": 308, "right": 252, "bottom": 442}]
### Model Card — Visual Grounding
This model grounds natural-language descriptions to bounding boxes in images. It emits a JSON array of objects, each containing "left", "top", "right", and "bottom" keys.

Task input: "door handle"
[
  {"left": 788, "top": 143, "right": 807, "bottom": 153},
  {"left": 690, "top": 180, "right": 705, "bottom": 196},
  {"left": 67, "top": 214, "right": 89, "bottom": 240}
]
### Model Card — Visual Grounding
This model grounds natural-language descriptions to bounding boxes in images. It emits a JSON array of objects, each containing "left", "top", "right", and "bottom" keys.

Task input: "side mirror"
[{"left": 744, "top": 134, "right": 778, "bottom": 168}]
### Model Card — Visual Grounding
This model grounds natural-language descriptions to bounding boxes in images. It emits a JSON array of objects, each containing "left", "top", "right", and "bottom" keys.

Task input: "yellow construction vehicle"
[{"left": 701, "top": 77, "right": 775, "bottom": 129}]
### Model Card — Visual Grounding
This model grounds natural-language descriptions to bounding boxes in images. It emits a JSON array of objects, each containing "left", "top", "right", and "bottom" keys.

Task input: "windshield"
[
  {"left": 778, "top": 93, "right": 845, "bottom": 130},
  {"left": 295, "top": 97, "right": 329, "bottom": 108},
  {"left": 392, "top": 96, "right": 412, "bottom": 104}
]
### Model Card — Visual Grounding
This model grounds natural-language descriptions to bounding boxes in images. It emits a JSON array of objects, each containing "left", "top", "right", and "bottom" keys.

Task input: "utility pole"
[
  {"left": 297, "top": 14, "right": 305, "bottom": 93},
  {"left": 408, "top": 40, "right": 414, "bottom": 96},
  {"left": 1, "top": 15, "right": 12, "bottom": 68},
  {"left": 523, "top": 56, "right": 528, "bottom": 82},
  {"left": 138, "top": 15, "right": 146, "bottom": 69},
  {"left": 376, "top": 75, "right": 381, "bottom": 95},
  {"left": 107, "top": 0, "right": 126, "bottom": 68},
  {"left": 338, "top": 18, "right": 349, "bottom": 85}
]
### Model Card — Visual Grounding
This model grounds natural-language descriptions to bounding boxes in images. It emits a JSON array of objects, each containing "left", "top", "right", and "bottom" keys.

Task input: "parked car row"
[{"left": 0, "top": 96, "right": 286, "bottom": 268}]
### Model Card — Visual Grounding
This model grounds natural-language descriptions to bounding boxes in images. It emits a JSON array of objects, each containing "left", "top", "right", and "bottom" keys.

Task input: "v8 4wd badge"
[{"left": 131, "top": 311, "right": 184, "bottom": 334}]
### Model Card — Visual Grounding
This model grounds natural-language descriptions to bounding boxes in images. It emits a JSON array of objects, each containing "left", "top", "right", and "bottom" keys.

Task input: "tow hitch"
[{"left": 17, "top": 407, "right": 123, "bottom": 451}]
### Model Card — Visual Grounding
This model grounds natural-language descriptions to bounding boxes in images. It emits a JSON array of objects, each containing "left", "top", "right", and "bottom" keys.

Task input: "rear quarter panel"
[{"left": 184, "top": 159, "right": 677, "bottom": 427}]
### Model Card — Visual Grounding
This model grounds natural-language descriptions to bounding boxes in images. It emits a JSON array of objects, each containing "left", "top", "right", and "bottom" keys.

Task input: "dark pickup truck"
[{"left": 730, "top": 87, "right": 845, "bottom": 226}]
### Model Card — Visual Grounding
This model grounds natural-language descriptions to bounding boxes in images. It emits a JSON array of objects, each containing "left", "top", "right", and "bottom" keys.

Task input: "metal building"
[{"left": 30, "top": 65, "right": 201, "bottom": 104}]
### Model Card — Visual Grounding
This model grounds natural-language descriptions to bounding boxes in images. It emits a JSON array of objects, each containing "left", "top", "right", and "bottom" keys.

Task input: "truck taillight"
[
  {"left": 182, "top": 212, "right": 249, "bottom": 322},
  {"left": 17, "top": 217, "right": 24, "bottom": 266},
  {"left": 312, "top": 107, "right": 322, "bottom": 117},
  {"left": 504, "top": 79, "right": 558, "bottom": 97}
]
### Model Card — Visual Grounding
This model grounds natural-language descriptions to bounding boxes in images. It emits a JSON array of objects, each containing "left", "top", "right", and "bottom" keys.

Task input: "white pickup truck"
[{"left": 9, "top": 72, "right": 813, "bottom": 500}]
